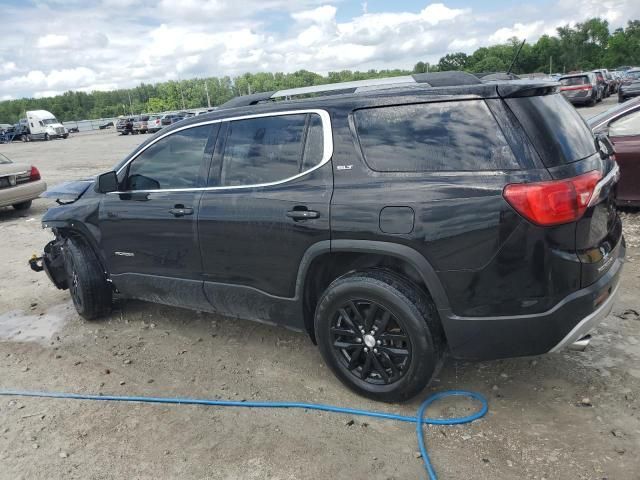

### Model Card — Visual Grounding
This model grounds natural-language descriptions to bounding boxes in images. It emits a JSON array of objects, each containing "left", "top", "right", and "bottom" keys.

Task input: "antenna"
[{"left": 507, "top": 39, "right": 526, "bottom": 75}]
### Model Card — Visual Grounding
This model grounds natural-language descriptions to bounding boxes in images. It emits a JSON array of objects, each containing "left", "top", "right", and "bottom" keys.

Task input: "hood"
[{"left": 41, "top": 178, "right": 94, "bottom": 204}]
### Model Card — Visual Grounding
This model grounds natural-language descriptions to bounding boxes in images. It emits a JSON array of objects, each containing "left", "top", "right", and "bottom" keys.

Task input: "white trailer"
[{"left": 22, "top": 110, "right": 68, "bottom": 141}]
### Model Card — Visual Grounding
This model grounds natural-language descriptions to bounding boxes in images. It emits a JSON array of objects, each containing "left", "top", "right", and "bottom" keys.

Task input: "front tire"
[
  {"left": 315, "top": 270, "right": 443, "bottom": 402},
  {"left": 12, "top": 200, "right": 32, "bottom": 210},
  {"left": 44, "top": 133, "right": 49, "bottom": 141},
  {"left": 63, "top": 238, "right": 112, "bottom": 320}
]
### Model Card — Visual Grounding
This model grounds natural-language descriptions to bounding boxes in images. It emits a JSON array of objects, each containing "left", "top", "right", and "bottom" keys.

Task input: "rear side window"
[
  {"left": 354, "top": 100, "right": 519, "bottom": 172},
  {"left": 506, "top": 94, "right": 596, "bottom": 167},
  {"left": 220, "top": 113, "right": 324, "bottom": 186}
]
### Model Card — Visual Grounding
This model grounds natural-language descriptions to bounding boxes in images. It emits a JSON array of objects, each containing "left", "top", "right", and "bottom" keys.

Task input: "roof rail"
[
  {"left": 219, "top": 91, "right": 275, "bottom": 109},
  {"left": 218, "top": 71, "right": 484, "bottom": 109}
]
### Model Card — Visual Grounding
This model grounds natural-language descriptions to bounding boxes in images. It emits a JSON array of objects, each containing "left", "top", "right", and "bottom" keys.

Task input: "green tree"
[{"left": 437, "top": 52, "right": 468, "bottom": 71}]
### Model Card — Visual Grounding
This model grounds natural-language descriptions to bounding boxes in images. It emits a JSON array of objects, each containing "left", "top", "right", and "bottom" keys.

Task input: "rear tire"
[
  {"left": 63, "top": 237, "right": 112, "bottom": 320},
  {"left": 12, "top": 200, "right": 32, "bottom": 210},
  {"left": 315, "top": 269, "right": 443, "bottom": 402}
]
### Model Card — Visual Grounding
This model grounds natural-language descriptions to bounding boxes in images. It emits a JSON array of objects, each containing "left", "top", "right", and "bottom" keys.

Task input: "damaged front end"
[{"left": 29, "top": 237, "right": 68, "bottom": 290}]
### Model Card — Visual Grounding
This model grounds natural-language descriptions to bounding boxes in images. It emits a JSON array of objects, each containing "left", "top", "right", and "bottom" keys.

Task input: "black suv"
[{"left": 34, "top": 72, "right": 624, "bottom": 402}]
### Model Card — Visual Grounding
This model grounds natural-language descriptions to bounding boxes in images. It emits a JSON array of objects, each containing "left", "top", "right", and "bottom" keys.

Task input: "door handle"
[
  {"left": 286, "top": 208, "right": 320, "bottom": 220},
  {"left": 169, "top": 205, "right": 194, "bottom": 217}
]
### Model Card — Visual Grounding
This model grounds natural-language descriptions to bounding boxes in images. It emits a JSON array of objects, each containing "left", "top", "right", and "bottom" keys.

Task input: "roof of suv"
[{"left": 159, "top": 73, "right": 557, "bottom": 133}]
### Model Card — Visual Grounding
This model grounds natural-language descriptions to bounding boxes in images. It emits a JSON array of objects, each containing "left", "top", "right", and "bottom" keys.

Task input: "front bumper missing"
[{"left": 29, "top": 240, "right": 68, "bottom": 290}]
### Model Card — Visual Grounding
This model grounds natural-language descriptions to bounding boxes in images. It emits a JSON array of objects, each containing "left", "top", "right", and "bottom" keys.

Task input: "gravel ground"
[{"left": 0, "top": 107, "right": 639, "bottom": 479}]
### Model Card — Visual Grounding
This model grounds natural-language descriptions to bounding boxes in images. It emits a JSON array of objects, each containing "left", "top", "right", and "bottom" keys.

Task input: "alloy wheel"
[{"left": 330, "top": 300, "right": 412, "bottom": 385}]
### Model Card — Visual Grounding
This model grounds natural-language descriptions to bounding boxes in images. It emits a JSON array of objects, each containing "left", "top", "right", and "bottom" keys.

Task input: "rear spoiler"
[{"left": 496, "top": 81, "right": 560, "bottom": 98}]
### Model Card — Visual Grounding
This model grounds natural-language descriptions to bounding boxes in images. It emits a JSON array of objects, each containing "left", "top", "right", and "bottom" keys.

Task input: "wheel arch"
[
  {"left": 296, "top": 240, "right": 451, "bottom": 343},
  {"left": 44, "top": 220, "right": 109, "bottom": 276}
]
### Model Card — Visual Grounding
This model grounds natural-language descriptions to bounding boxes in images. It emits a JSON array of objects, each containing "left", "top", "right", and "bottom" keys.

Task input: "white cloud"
[
  {"left": 489, "top": 21, "right": 546, "bottom": 43},
  {"left": 0, "top": 0, "right": 639, "bottom": 101},
  {"left": 36, "top": 34, "right": 71, "bottom": 49}
]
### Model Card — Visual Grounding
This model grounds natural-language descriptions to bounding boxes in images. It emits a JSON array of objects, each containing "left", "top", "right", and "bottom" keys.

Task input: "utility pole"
[
  {"left": 248, "top": 83, "right": 252, "bottom": 95},
  {"left": 204, "top": 81, "right": 211, "bottom": 108},
  {"left": 549, "top": 56, "right": 553, "bottom": 75},
  {"left": 180, "top": 83, "right": 186, "bottom": 110},
  {"left": 127, "top": 92, "right": 133, "bottom": 115}
]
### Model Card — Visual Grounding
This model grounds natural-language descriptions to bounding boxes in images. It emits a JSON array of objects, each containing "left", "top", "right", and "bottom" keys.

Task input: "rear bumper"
[
  {"left": 0, "top": 179, "right": 46, "bottom": 207},
  {"left": 619, "top": 89, "right": 640, "bottom": 99},
  {"left": 567, "top": 96, "right": 593, "bottom": 105},
  {"left": 443, "top": 238, "right": 625, "bottom": 360}
]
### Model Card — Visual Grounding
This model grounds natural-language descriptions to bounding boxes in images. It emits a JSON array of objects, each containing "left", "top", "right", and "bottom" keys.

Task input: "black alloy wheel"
[
  {"left": 315, "top": 270, "right": 442, "bottom": 402},
  {"left": 330, "top": 299, "right": 411, "bottom": 385}
]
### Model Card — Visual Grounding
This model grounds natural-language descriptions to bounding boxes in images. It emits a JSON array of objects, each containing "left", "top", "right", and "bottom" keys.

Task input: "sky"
[{"left": 0, "top": 0, "right": 638, "bottom": 100}]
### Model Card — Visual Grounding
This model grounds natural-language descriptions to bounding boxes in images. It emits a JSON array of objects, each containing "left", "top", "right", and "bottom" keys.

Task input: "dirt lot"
[{"left": 1, "top": 101, "right": 639, "bottom": 479}]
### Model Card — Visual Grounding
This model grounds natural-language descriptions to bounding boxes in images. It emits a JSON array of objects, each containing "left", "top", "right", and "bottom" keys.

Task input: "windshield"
[
  {"left": 0, "top": 153, "right": 12, "bottom": 164},
  {"left": 560, "top": 76, "right": 588, "bottom": 86},
  {"left": 625, "top": 71, "right": 640, "bottom": 80},
  {"left": 42, "top": 118, "right": 59, "bottom": 125}
]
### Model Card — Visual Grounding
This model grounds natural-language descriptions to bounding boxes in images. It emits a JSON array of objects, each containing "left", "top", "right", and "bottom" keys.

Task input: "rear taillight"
[
  {"left": 29, "top": 166, "right": 41, "bottom": 181},
  {"left": 503, "top": 170, "right": 602, "bottom": 226}
]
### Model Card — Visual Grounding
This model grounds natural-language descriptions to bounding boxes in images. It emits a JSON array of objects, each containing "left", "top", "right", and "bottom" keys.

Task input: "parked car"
[
  {"left": 592, "top": 70, "right": 610, "bottom": 98},
  {"left": 618, "top": 68, "right": 640, "bottom": 103},
  {"left": 146, "top": 115, "right": 163, "bottom": 133},
  {"left": 589, "top": 96, "right": 640, "bottom": 207},
  {"left": 133, "top": 115, "right": 151, "bottom": 134},
  {"left": 98, "top": 121, "right": 114, "bottom": 130},
  {"left": 559, "top": 72, "right": 601, "bottom": 106},
  {"left": 0, "top": 152, "right": 46, "bottom": 211},
  {"left": 599, "top": 69, "right": 617, "bottom": 94},
  {"left": 33, "top": 72, "right": 623, "bottom": 402},
  {"left": 160, "top": 113, "right": 185, "bottom": 126},
  {"left": 116, "top": 117, "right": 135, "bottom": 135}
]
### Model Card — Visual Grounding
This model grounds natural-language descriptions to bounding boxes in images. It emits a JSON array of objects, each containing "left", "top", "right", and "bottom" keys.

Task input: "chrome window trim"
[
  {"left": 110, "top": 109, "right": 333, "bottom": 194},
  {"left": 590, "top": 103, "right": 640, "bottom": 131}
]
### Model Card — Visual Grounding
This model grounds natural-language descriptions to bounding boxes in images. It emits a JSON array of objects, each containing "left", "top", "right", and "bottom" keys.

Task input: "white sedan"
[{"left": 0, "top": 152, "right": 46, "bottom": 211}]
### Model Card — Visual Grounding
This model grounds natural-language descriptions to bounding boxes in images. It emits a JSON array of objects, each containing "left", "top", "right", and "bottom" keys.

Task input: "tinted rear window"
[
  {"left": 505, "top": 94, "right": 596, "bottom": 167},
  {"left": 354, "top": 100, "right": 519, "bottom": 172},
  {"left": 560, "top": 76, "right": 588, "bottom": 86}
]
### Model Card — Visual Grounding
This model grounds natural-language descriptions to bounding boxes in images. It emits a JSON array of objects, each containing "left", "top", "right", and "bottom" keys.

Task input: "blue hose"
[{"left": 0, "top": 389, "right": 487, "bottom": 479}]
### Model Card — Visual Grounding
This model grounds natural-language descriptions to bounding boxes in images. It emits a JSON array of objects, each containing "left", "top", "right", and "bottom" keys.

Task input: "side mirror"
[{"left": 95, "top": 171, "right": 119, "bottom": 193}]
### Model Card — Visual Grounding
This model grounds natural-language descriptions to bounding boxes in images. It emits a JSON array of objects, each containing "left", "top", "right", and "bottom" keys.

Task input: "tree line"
[{"left": 1, "top": 18, "right": 638, "bottom": 123}]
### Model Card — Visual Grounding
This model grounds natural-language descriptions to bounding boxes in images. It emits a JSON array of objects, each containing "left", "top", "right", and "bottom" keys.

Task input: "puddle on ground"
[{"left": 0, "top": 303, "right": 72, "bottom": 344}]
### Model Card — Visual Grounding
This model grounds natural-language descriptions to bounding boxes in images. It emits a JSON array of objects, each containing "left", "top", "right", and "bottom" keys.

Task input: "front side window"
[
  {"left": 354, "top": 100, "right": 519, "bottom": 172},
  {"left": 126, "top": 125, "right": 211, "bottom": 190},
  {"left": 219, "top": 113, "right": 324, "bottom": 186},
  {"left": 609, "top": 109, "right": 640, "bottom": 137}
]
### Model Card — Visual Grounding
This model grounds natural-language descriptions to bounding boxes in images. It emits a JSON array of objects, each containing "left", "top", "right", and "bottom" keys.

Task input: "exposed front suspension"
[{"left": 29, "top": 239, "right": 68, "bottom": 290}]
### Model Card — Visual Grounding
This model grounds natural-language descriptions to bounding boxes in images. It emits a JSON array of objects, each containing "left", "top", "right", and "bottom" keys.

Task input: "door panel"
[
  {"left": 611, "top": 136, "right": 640, "bottom": 203},
  {"left": 100, "top": 190, "right": 203, "bottom": 278},
  {"left": 199, "top": 167, "right": 332, "bottom": 298},
  {"left": 98, "top": 123, "right": 216, "bottom": 308},
  {"left": 198, "top": 111, "right": 332, "bottom": 328}
]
